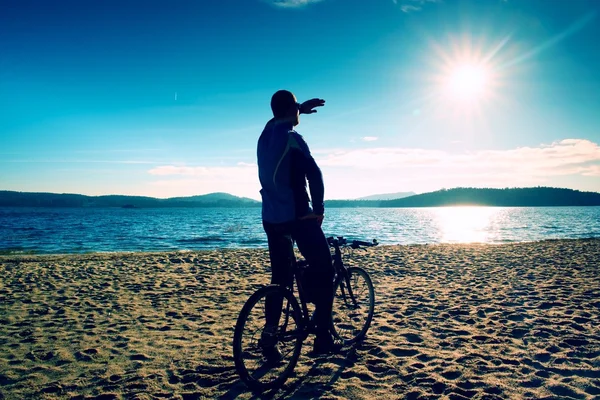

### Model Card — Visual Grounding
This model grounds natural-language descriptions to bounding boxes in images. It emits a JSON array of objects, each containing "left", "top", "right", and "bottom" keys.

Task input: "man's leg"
[
  {"left": 263, "top": 221, "right": 295, "bottom": 331},
  {"left": 292, "top": 219, "right": 335, "bottom": 348}
]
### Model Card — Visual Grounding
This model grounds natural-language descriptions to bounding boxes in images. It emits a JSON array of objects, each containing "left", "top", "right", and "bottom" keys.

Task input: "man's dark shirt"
[{"left": 257, "top": 119, "right": 325, "bottom": 224}]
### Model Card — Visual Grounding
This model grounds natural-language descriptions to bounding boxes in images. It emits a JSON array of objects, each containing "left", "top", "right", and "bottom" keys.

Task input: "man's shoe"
[
  {"left": 262, "top": 345, "right": 283, "bottom": 364},
  {"left": 260, "top": 329, "right": 282, "bottom": 364},
  {"left": 312, "top": 335, "right": 343, "bottom": 355}
]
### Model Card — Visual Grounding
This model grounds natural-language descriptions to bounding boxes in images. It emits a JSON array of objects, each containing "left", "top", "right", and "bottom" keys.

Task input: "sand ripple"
[{"left": 1, "top": 239, "right": 599, "bottom": 399}]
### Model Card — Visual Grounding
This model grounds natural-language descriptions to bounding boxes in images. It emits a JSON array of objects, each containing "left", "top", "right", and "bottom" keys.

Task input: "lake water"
[{"left": 1, "top": 206, "right": 599, "bottom": 254}]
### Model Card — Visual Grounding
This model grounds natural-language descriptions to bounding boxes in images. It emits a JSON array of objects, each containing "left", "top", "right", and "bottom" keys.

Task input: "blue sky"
[{"left": 1, "top": 0, "right": 599, "bottom": 200}]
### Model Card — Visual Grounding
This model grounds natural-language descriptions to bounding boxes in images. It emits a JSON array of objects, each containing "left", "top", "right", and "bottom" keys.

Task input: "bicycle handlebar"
[
  {"left": 327, "top": 236, "right": 378, "bottom": 249},
  {"left": 351, "top": 239, "right": 378, "bottom": 248}
]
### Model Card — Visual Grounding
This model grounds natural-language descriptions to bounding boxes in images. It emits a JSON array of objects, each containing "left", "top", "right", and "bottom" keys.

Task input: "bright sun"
[
  {"left": 424, "top": 35, "right": 508, "bottom": 116},
  {"left": 444, "top": 63, "right": 489, "bottom": 101}
]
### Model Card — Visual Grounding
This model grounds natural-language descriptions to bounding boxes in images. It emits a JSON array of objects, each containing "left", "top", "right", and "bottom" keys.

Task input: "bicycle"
[{"left": 232, "top": 235, "right": 378, "bottom": 392}]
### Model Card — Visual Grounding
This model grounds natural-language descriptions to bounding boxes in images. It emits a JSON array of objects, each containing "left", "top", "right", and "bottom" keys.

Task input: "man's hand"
[
  {"left": 299, "top": 98, "right": 325, "bottom": 115},
  {"left": 299, "top": 213, "right": 325, "bottom": 227}
]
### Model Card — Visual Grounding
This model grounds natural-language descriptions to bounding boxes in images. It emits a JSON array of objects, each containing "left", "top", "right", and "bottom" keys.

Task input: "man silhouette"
[{"left": 257, "top": 90, "right": 340, "bottom": 357}]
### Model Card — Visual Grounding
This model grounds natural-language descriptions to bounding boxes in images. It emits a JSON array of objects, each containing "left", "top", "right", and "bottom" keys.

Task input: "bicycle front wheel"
[
  {"left": 233, "top": 285, "right": 303, "bottom": 392},
  {"left": 331, "top": 267, "right": 375, "bottom": 344}
]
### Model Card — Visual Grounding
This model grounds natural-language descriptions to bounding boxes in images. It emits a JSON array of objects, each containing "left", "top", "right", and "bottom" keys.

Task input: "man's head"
[{"left": 271, "top": 90, "right": 300, "bottom": 126}]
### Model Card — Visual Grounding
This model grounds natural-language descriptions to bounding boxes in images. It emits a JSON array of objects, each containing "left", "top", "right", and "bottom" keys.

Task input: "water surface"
[{"left": 1, "top": 206, "right": 599, "bottom": 254}]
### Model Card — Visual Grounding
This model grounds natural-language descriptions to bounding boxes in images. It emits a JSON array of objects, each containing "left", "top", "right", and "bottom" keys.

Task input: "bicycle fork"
[{"left": 338, "top": 272, "right": 360, "bottom": 309}]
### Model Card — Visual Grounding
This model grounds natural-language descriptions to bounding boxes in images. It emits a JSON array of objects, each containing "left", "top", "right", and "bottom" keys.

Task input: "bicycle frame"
[
  {"left": 278, "top": 259, "right": 312, "bottom": 342},
  {"left": 330, "top": 239, "right": 361, "bottom": 310},
  {"left": 278, "top": 238, "right": 360, "bottom": 342}
]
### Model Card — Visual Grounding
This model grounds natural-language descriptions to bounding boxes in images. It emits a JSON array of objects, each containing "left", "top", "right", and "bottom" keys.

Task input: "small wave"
[
  {"left": 141, "top": 235, "right": 168, "bottom": 240},
  {"left": 0, "top": 247, "right": 39, "bottom": 255},
  {"left": 224, "top": 224, "right": 245, "bottom": 233},
  {"left": 574, "top": 233, "right": 600, "bottom": 238},
  {"left": 239, "top": 238, "right": 266, "bottom": 245},
  {"left": 177, "top": 236, "right": 228, "bottom": 244}
]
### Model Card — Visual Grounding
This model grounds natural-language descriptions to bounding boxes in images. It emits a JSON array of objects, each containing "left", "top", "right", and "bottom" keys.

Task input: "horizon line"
[{"left": 2, "top": 185, "right": 600, "bottom": 201}]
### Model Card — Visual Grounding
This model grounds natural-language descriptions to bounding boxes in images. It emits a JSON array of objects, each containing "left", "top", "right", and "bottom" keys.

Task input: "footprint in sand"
[
  {"left": 431, "top": 381, "right": 447, "bottom": 394},
  {"left": 535, "top": 370, "right": 551, "bottom": 378},
  {"left": 129, "top": 353, "right": 152, "bottom": 361},
  {"left": 40, "top": 383, "right": 63, "bottom": 395},
  {"left": 379, "top": 325, "right": 397, "bottom": 333},
  {"left": 547, "top": 383, "right": 587, "bottom": 399},
  {"left": 34, "top": 351, "right": 55, "bottom": 361},
  {"left": 573, "top": 316, "right": 591, "bottom": 324},
  {"left": 521, "top": 377, "right": 545, "bottom": 388},
  {"left": 510, "top": 328, "right": 529, "bottom": 338},
  {"left": 533, "top": 352, "right": 551, "bottom": 362},
  {"left": 402, "top": 333, "right": 424, "bottom": 343},
  {"left": 75, "top": 348, "right": 98, "bottom": 361},
  {"left": 366, "top": 359, "right": 397, "bottom": 376},
  {"left": 87, "top": 394, "right": 119, "bottom": 400},
  {"left": 390, "top": 348, "right": 420, "bottom": 357},
  {"left": 507, "top": 313, "right": 526, "bottom": 321},
  {"left": 441, "top": 369, "right": 462, "bottom": 380},
  {"left": 562, "top": 338, "right": 589, "bottom": 347}
]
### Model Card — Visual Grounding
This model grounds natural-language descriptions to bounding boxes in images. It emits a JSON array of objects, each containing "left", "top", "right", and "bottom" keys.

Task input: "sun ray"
[
  {"left": 499, "top": 11, "right": 596, "bottom": 70},
  {"left": 483, "top": 33, "right": 513, "bottom": 64}
]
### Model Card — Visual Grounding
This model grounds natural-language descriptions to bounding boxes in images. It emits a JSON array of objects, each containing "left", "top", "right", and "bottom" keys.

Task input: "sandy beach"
[{"left": 1, "top": 239, "right": 599, "bottom": 399}]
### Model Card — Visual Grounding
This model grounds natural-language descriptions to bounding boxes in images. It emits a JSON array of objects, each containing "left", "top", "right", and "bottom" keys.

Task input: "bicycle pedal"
[
  {"left": 259, "top": 331, "right": 278, "bottom": 348},
  {"left": 262, "top": 345, "right": 283, "bottom": 364}
]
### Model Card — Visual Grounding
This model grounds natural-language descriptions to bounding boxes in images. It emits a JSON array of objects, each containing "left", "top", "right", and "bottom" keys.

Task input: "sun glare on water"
[{"left": 435, "top": 206, "right": 497, "bottom": 243}]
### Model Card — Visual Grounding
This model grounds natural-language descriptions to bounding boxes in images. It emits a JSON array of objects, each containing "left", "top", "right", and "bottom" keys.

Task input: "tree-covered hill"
[
  {"left": 380, "top": 187, "right": 600, "bottom": 207},
  {"left": 0, "top": 191, "right": 260, "bottom": 208},
  {"left": 1, "top": 187, "right": 599, "bottom": 208}
]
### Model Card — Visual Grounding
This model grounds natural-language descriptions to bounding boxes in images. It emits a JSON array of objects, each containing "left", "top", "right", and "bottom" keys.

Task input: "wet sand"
[{"left": 1, "top": 239, "right": 599, "bottom": 399}]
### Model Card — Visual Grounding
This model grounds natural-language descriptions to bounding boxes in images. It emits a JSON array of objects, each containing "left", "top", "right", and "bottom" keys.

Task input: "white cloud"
[
  {"left": 317, "top": 139, "right": 600, "bottom": 197},
  {"left": 400, "top": 5, "right": 420, "bottom": 13},
  {"left": 0, "top": 159, "right": 158, "bottom": 164},
  {"left": 581, "top": 165, "right": 600, "bottom": 177},
  {"left": 394, "top": 0, "right": 441, "bottom": 13},
  {"left": 362, "top": 136, "right": 379, "bottom": 142},
  {"left": 318, "top": 139, "right": 600, "bottom": 173},
  {"left": 148, "top": 164, "right": 257, "bottom": 178},
  {"left": 263, "top": 0, "right": 324, "bottom": 8},
  {"left": 147, "top": 164, "right": 260, "bottom": 199},
  {"left": 237, "top": 161, "right": 258, "bottom": 167},
  {"left": 144, "top": 139, "right": 600, "bottom": 199}
]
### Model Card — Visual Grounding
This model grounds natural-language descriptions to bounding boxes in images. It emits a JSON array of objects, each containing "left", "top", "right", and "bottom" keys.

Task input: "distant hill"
[
  {"left": 167, "top": 192, "right": 258, "bottom": 204},
  {"left": 0, "top": 191, "right": 260, "bottom": 208},
  {"left": 380, "top": 187, "right": 600, "bottom": 207},
  {"left": 1, "top": 187, "right": 599, "bottom": 208},
  {"left": 355, "top": 191, "right": 416, "bottom": 201}
]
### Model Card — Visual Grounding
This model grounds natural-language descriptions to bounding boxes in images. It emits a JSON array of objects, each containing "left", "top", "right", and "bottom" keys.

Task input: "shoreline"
[
  {"left": 1, "top": 238, "right": 599, "bottom": 399},
  {"left": 2, "top": 236, "right": 600, "bottom": 259}
]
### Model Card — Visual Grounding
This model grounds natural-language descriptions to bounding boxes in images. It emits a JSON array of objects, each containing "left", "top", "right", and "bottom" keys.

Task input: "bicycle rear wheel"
[
  {"left": 233, "top": 285, "right": 303, "bottom": 392},
  {"left": 331, "top": 267, "right": 375, "bottom": 344}
]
